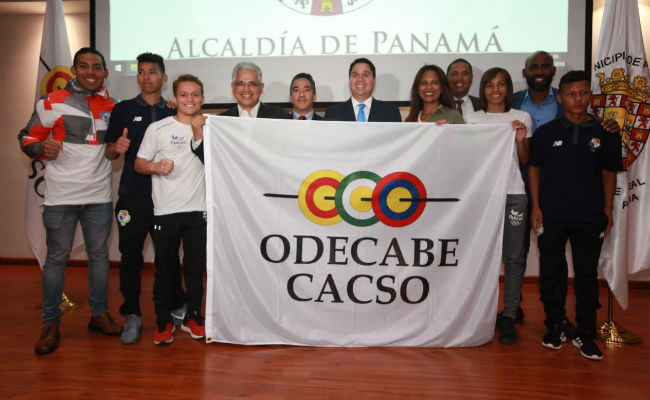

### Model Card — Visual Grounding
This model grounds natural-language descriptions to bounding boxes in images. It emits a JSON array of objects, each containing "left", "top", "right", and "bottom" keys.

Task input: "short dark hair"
[
  {"left": 137, "top": 52, "right": 165, "bottom": 74},
  {"left": 349, "top": 58, "right": 376, "bottom": 78},
  {"left": 173, "top": 74, "right": 204, "bottom": 95},
  {"left": 290, "top": 72, "right": 316, "bottom": 95},
  {"left": 525, "top": 51, "right": 553, "bottom": 68},
  {"left": 559, "top": 70, "right": 591, "bottom": 91},
  {"left": 73, "top": 47, "right": 106, "bottom": 70},
  {"left": 478, "top": 67, "right": 514, "bottom": 112},
  {"left": 447, "top": 58, "right": 473, "bottom": 77}
]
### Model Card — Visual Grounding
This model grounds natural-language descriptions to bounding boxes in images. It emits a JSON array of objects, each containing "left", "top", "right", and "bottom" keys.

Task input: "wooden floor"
[{"left": 0, "top": 265, "right": 647, "bottom": 400}]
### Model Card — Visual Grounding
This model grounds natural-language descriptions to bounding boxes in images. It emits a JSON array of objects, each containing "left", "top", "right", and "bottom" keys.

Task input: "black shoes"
[
  {"left": 498, "top": 316, "right": 517, "bottom": 344},
  {"left": 496, "top": 307, "right": 524, "bottom": 327}
]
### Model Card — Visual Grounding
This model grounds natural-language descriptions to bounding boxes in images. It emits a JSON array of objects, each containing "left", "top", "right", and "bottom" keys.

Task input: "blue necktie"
[{"left": 357, "top": 104, "right": 366, "bottom": 122}]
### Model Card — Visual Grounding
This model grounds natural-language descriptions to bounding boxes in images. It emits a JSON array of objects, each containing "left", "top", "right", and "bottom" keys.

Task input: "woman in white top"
[{"left": 465, "top": 68, "right": 532, "bottom": 345}]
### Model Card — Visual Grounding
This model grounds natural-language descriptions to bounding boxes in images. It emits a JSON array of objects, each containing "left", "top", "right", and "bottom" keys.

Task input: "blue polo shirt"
[
  {"left": 530, "top": 117, "right": 621, "bottom": 222},
  {"left": 105, "top": 95, "right": 176, "bottom": 197},
  {"left": 518, "top": 89, "right": 559, "bottom": 133}
]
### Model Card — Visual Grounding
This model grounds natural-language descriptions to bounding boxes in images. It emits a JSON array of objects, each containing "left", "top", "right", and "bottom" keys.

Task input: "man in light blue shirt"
[{"left": 513, "top": 51, "right": 561, "bottom": 132}]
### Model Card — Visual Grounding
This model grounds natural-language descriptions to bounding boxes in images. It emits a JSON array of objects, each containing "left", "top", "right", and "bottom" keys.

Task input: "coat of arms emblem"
[{"left": 591, "top": 67, "right": 650, "bottom": 170}]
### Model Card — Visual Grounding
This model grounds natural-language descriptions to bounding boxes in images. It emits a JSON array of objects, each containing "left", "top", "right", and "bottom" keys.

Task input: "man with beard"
[{"left": 513, "top": 51, "right": 562, "bottom": 132}]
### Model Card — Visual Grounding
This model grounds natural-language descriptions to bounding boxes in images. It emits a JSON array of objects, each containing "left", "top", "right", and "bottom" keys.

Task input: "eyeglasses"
[{"left": 233, "top": 81, "right": 262, "bottom": 88}]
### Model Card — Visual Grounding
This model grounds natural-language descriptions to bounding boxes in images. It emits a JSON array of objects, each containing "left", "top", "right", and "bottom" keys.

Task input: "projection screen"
[{"left": 93, "top": 0, "right": 588, "bottom": 106}]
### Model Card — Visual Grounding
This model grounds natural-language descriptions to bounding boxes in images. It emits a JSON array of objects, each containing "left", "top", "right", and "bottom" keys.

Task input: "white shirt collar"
[
  {"left": 351, "top": 97, "right": 373, "bottom": 121},
  {"left": 293, "top": 110, "right": 314, "bottom": 120},
  {"left": 238, "top": 101, "right": 261, "bottom": 118}
]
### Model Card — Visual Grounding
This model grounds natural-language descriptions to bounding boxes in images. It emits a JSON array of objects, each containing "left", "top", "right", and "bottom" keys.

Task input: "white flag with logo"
[
  {"left": 27, "top": 0, "right": 74, "bottom": 267},
  {"left": 591, "top": 0, "right": 650, "bottom": 309},
  {"left": 203, "top": 117, "right": 514, "bottom": 347}
]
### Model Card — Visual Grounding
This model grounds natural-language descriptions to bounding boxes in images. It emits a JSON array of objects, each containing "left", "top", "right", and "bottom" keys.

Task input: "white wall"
[{"left": 0, "top": 3, "right": 89, "bottom": 259}]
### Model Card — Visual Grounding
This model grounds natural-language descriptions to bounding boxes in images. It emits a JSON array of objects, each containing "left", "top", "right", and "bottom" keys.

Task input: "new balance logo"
[
  {"left": 153, "top": 225, "right": 162, "bottom": 231},
  {"left": 552, "top": 140, "right": 563, "bottom": 147},
  {"left": 133, "top": 116, "right": 143, "bottom": 122}
]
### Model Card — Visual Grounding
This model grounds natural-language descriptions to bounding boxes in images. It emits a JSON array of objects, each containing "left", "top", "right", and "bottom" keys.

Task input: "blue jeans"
[{"left": 41, "top": 203, "right": 113, "bottom": 325}]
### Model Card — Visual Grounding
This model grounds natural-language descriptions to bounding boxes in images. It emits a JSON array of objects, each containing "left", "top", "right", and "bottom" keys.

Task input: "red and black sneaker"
[
  {"left": 181, "top": 314, "right": 205, "bottom": 340},
  {"left": 153, "top": 322, "right": 175, "bottom": 346}
]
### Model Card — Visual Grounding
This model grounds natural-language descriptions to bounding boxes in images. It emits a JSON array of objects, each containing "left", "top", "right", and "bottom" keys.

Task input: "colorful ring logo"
[
  {"left": 298, "top": 170, "right": 427, "bottom": 227},
  {"left": 40, "top": 66, "right": 73, "bottom": 96}
]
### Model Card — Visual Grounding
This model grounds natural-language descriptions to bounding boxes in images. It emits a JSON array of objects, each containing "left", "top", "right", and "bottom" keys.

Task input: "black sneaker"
[
  {"left": 542, "top": 326, "right": 566, "bottom": 350},
  {"left": 514, "top": 307, "right": 524, "bottom": 323},
  {"left": 562, "top": 317, "right": 578, "bottom": 339},
  {"left": 572, "top": 335, "right": 603, "bottom": 360},
  {"left": 496, "top": 307, "right": 524, "bottom": 327},
  {"left": 499, "top": 316, "right": 517, "bottom": 344}
]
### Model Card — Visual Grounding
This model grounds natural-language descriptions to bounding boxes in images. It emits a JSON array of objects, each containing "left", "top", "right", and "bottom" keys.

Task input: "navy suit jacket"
[
  {"left": 220, "top": 103, "right": 291, "bottom": 119},
  {"left": 192, "top": 103, "right": 290, "bottom": 162},
  {"left": 469, "top": 95, "right": 480, "bottom": 111},
  {"left": 324, "top": 98, "right": 401, "bottom": 122},
  {"left": 292, "top": 111, "right": 324, "bottom": 120}
]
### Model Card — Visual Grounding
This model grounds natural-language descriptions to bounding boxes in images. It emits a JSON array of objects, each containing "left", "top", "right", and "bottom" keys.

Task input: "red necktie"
[{"left": 298, "top": 115, "right": 306, "bottom": 120}]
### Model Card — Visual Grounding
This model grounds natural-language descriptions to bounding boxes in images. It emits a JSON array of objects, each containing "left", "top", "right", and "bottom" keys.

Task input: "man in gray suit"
[{"left": 220, "top": 61, "right": 290, "bottom": 119}]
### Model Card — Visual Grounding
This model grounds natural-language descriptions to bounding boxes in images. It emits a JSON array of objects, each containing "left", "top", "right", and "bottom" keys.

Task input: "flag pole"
[
  {"left": 591, "top": 0, "right": 650, "bottom": 344},
  {"left": 35, "top": 292, "right": 84, "bottom": 311},
  {"left": 596, "top": 287, "right": 641, "bottom": 345},
  {"left": 59, "top": 292, "right": 84, "bottom": 310}
]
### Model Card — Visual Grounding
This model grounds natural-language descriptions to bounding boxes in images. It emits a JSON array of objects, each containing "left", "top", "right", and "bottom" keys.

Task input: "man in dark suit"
[
  {"left": 290, "top": 73, "right": 322, "bottom": 120},
  {"left": 220, "top": 61, "right": 290, "bottom": 119},
  {"left": 324, "top": 58, "right": 401, "bottom": 122},
  {"left": 447, "top": 58, "right": 480, "bottom": 115},
  {"left": 192, "top": 62, "right": 288, "bottom": 161}
]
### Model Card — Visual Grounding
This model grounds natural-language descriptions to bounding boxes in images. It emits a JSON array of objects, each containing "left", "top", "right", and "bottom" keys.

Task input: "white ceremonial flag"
[
  {"left": 27, "top": 0, "right": 73, "bottom": 267},
  {"left": 591, "top": 0, "right": 650, "bottom": 309},
  {"left": 203, "top": 117, "right": 514, "bottom": 347}
]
